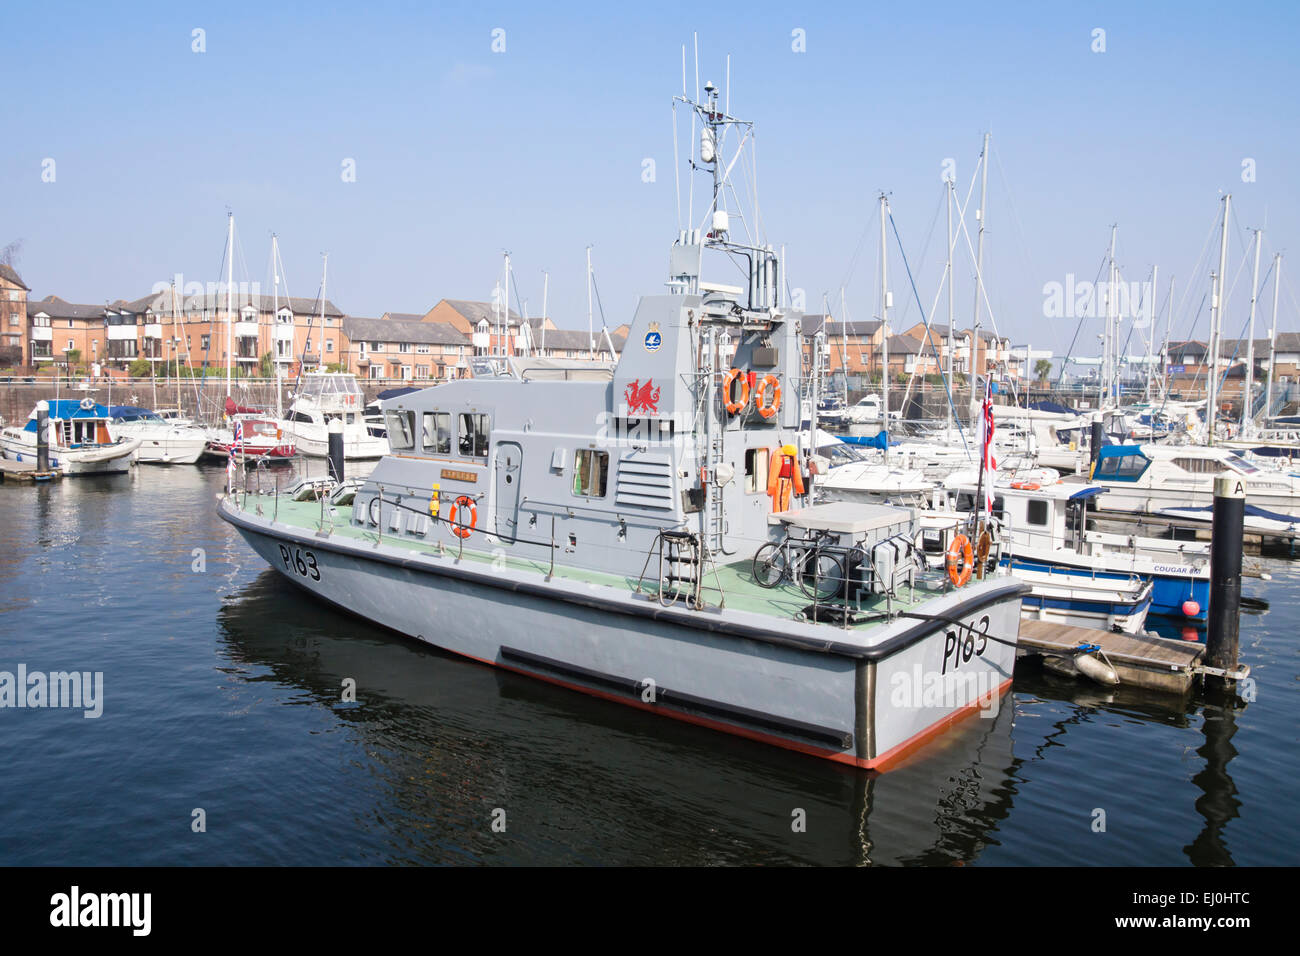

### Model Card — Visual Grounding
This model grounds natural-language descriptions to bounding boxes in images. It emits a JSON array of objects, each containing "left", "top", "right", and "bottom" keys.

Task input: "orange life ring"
[
  {"left": 448, "top": 495, "right": 476, "bottom": 539},
  {"left": 755, "top": 374, "right": 781, "bottom": 419},
  {"left": 1009, "top": 481, "right": 1041, "bottom": 491},
  {"left": 722, "top": 368, "right": 750, "bottom": 415},
  {"left": 946, "top": 533, "right": 973, "bottom": 588}
]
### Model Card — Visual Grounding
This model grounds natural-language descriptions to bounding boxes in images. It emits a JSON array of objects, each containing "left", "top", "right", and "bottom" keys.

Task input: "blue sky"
[{"left": 3, "top": 0, "right": 1298, "bottom": 357}]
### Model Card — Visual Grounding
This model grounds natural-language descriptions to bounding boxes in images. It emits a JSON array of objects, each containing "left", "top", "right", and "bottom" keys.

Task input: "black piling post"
[
  {"left": 1089, "top": 412, "right": 1104, "bottom": 474},
  {"left": 327, "top": 417, "right": 345, "bottom": 484},
  {"left": 1206, "top": 476, "right": 1245, "bottom": 693},
  {"left": 36, "top": 401, "right": 50, "bottom": 473}
]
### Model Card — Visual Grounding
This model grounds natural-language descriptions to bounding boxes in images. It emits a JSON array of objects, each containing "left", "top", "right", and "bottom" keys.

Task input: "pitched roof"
[
  {"left": 441, "top": 299, "right": 524, "bottom": 327},
  {"left": 381, "top": 312, "right": 425, "bottom": 322},
  {"left": 801, "top": 315, "right": 883, "bottom": 337},
  {"left": 343, "top": 315, "right": 469, "bottom": 346},
  {"left": 0, "top": 264, "right": 29, "bottom": 291},
  {"left": 884, "top": 334, "right": 923, "bottom": 354},
  {"left": 168, "top": 289, "right": 344, "bottom": 317},
  {"left": 27, "top": 296, "right": 108, "bottom": 320}
]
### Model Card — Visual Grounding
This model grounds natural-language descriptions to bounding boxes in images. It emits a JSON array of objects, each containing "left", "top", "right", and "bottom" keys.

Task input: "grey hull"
[{"left": 221, "top": 497, "right": 1024, "bottom": 770}]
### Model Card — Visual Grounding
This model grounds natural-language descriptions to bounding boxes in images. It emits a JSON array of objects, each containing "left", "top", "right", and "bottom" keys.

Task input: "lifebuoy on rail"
[
  {"left": 946, "top": 533, "right": 973, "bottom": 588},
  {"left": 448, "top": 495, "right": 477, "bottom": 539},
  {"left": 755, "top": 375, "right": 781, "bottom": 419},
  {"left": 722, "top": 368, "right": 750, "bottom": 415},
  {"left": 1009, "top": 481, "right": 1041, "bottom": 491}
]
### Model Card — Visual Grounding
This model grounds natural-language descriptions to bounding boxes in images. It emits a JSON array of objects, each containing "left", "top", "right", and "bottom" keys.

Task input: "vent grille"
[{"left": 616, "top": 452, "right": 674, "bottom": 509}]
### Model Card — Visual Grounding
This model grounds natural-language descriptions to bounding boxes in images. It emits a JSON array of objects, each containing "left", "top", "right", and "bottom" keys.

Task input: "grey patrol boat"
[{"left": 219, "top": 81, "right": 1027, "bottom": 770}]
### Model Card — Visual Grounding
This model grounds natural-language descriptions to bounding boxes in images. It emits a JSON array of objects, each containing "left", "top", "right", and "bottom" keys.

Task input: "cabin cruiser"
[
  {"left": 1084, "top": 443, "right": 1300, "bottom": 517},
  {"left": 218, "top": 83, "right": 1028, "bottom": 772},
  {"left": 941, "top": 478, "right": 1209, "bottom": 620},
  {"left": 0, "top": 400, "right": 140, "bottom": 475},
  {"left": 108, "top": 406, "right": 208, "bottom": 465},
  {"left": 915, "top": 511, "right": 1153, "bottom": 634},
  {"left": 282, "top": 372, "right": 389, "bottom": 460}
]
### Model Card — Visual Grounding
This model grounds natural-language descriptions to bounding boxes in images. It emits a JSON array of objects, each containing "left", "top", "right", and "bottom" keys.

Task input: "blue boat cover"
[
  {"left": 376, "top": 387, "right": 420, "bottom": 401},
  {"left": 22, "top": 399, "right": 109, "bottom": 432},
  {"left": 1029, "top": 400, "right": 1076, "bottom": 415},
  {"left": 1170, "top": 503, "right": 1300, "bottom": 525},
  {"left": 1067, "top": 486, "right": 1108, "bottom": 501},
  {"left": 837, "top": 431, "right": 889, "bottom": 449},
  {"left": 108, "top": 405, "right": 153, "bottom": 420}
]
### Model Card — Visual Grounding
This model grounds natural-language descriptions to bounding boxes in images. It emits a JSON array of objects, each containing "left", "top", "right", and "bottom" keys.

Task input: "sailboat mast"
[
  {"left": 272, "top": 234, "right": 282, "bottom": 417},
  {"left": 946, "top": 178, "right": 955, "bottom": 435},
  {"left": 1244, "top": 228, "right": 1262, "bottom": 432},
  {"left": 879, "top": 192, "right": 890, "bottom": 460},
  {"left": 1145, "top": 264, "right": 1158, "bottom": 402},
  {"left": 1265, "top": 253, "right": 1282, "bottom": 426},
  {"left": 1208, "top": 193, "right": 1231, "bottom": 445},
  {"left": 225, "top": 212, "right": 234, "bottom": 399},
  {"left": 970, "top": 132, "right": 990, "bottom": 424},
  {"left": 586, "top": 246, "right": 594, "bottom": 353},
  {"left": 320, "top": 252, "right": 327, "bottom": 371},
  {"left": 1104, "top": 225, "right": 1116, "bottom": 410},
  {"left": 1162, "top": 274, "right": 1175, "bottom": 402},
  {"left": 541, "top": 270, "right": 549, "bottom": 355}
]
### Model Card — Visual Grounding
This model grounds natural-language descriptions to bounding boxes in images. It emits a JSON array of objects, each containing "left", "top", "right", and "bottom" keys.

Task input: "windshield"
[{"left": 1226, "top": 454, "right": 1259, "bottom": 475}]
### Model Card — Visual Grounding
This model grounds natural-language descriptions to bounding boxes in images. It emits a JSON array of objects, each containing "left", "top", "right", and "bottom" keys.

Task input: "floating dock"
[
  {"left": 1016, "top": 619, "right": 1207, "bottom": 695},
  {"left": 0, "top": 459, "right": 62, "bottom": 483}
]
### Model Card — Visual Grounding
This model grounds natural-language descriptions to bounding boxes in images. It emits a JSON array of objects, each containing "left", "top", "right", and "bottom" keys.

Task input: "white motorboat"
[
  {"left": 282, "top": 372, "right": 389, "bottom": 460},
  {"left": 0, "top": 400, "right": 140, "bottom": 475},
  {"left": 1085, "top": 442, "right": 1300, "bottom": 517},
  {"left": 108, "top": 406, "right": 208, "bottom": 465}
]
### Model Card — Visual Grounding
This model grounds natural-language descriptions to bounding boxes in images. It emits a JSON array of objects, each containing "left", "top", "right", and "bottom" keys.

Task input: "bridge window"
[
  {"left": 1096, "top": 453, "right": 1150, "bottom": 480},
  {"left": 386, "top": 410, "right": 416, "bottom": 451},
  {"left": 422, "top": 412, "right": 450, "bottom": 454},
  {"left": 573, "top": 449, "right": 608, "bottom": 498},
  {"left": 458, "top": 413, "right": 490, "bottom": 457}
]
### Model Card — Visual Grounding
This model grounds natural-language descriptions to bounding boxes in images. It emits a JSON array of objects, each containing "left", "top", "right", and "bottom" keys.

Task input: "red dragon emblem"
[{"left": 624, "top": 378, "right": 662, "bottom": 415}]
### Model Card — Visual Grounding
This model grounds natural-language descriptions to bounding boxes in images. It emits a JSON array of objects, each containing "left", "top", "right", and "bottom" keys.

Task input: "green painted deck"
[{"left": 231, "top": 491, "right": 951, "bottom": 632}]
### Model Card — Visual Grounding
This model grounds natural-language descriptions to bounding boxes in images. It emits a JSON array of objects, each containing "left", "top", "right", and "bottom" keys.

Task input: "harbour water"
[{"left": 1, "top": 463, "right": 1296, "bottom": 866}]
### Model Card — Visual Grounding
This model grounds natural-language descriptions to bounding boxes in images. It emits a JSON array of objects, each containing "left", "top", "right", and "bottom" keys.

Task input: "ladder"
[{"left": 658, "top": 530, "right": 702, "bottom": 608}]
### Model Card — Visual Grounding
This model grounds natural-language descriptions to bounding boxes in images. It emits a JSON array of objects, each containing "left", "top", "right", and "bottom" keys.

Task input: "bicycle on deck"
[{"left": 751, "top": 528, "right": 853, "bottom": 601}]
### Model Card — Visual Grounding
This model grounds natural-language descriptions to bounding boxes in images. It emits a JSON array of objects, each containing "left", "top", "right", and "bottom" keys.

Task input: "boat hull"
[
  {"left": 220, "top": 497, "right": 1025, "bottom": 771},
  {"left": 0, "top": 431, "right": 139, "bottom": 475}
]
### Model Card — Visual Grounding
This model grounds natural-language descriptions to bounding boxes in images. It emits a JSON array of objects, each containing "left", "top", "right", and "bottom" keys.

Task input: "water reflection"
[{"left": 218, "top": 569, "right": 1022, "bottom": 865}]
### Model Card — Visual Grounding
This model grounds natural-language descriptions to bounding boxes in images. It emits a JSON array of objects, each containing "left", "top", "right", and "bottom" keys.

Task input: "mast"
[
  {"left": 1208, "top": 193, "right": 1231, "bottom": 445},
  {"left": 969, "top": 132, "right": 990, "bottom": 423},
  {"left": 1243, "top": 228, "right": 1262, "bottom": 433},
  {"left": 1162, "top": 274, "right": 1175, "bottom": 402},
  {"left": 946, "top": 178, "right": 955, "bottom": 435},
  {"left": 171, "top": 280, "right": 181, "bottom": 411},
  {"left": 1145, "top": 264, "right": 1158, "bottom": 402},
  {"left": 879, "top": 192, "right": 890, "bottom": 459},
  {"left": 225, "top": 212, "right": 234, "bottom": 399},
  {"left": 1103, "top": 225, "right": 1116, "bottom": 411},
  {"left": 541, "top": 270, "right": 549, "bottom": 354},
  {"left": 1265, "top": 253, "right": 1282, "bottom": 426},
  {"left": 586, "top": 246, "right": 594, "bottom": 354},
  {"left": 320, "top": 252, "right": 327, "bottom": 372},
  {"left": 272, "top": 234, "right": 282, "bottom": 417}
]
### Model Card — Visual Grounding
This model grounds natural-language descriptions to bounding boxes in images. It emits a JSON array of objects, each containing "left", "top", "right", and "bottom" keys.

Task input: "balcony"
[
  {"left": 235, "top": 321, "right": 260, "bottom": 338},
  {"left": 107, "top": 325, "right": 137, "bottom": 341},
  {"left": 31, "top": 326, "right": 52, "bottom": 342},
  {"left": 273, "top": 325, "right": 294, "bottom": 340},
  {"left": 472, "top": 332, "right": 490, "bottom": 348},
  {"left": 144, "top": 323, "right": 163, "bottom": 339}
]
